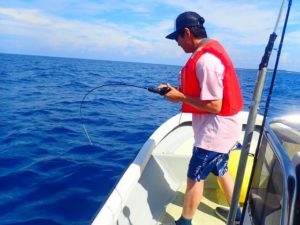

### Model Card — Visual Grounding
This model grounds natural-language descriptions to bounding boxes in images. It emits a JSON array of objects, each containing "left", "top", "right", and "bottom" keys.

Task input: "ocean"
[{"left": 0, "top": 53, "right": 300, "bottom": 225}]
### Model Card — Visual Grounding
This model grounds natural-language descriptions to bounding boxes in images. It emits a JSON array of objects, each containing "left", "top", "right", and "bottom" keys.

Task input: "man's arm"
[{"left": 158, "top": 84, "right": 222, "bottom": 114}]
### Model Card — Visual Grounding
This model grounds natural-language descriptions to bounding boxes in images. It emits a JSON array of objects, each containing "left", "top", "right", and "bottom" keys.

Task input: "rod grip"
[{"left": 147, "top": 87, "right": 170, "bottom": 95}]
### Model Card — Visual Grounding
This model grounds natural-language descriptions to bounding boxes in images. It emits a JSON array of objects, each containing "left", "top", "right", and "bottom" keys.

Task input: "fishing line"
[{"left": 80, "top": 82, "right": 170, "bottom": 145}]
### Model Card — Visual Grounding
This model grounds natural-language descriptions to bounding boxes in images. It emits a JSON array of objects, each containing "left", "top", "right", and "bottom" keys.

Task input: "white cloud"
[
  {"left": 0, "top": 0, "right": 299, "bottom": 70},
  {"left": 162, "top": 0, "right": 280, "bottom": 43},
  {"left": 0, "top": 7, "right": 51, "bottom": 25},
  {"left": 0, "top": 7, "right": 179, "bottom": 63}
]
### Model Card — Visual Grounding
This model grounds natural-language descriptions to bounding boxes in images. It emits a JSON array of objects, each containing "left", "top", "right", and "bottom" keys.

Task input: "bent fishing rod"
[
  {"left": 80, "top": 83, "right": 170, "bottom": 145},
  {"left": 227, "top": 1, "right": 293, "bottom": 225}
]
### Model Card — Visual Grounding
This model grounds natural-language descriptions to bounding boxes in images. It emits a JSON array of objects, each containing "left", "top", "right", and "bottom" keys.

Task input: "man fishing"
[{"left": 159, "top": 11, "right": 243, "bottom": 225}]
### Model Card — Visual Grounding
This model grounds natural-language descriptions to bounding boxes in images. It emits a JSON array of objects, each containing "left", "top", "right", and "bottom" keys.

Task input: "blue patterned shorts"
[{"left": 187, "top": 147, "right": 229, "bottom": 182}]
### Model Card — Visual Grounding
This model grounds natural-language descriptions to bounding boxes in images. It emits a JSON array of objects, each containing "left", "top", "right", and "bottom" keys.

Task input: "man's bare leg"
[
  {"left": 216, "top": 171, "right": 241, "bottom": 223},
  {"left": 182, "top": 178, "right": 204, "bottom": 219},
  {"left": 217, "top": 171, "right": 234, "bottom": 203}
]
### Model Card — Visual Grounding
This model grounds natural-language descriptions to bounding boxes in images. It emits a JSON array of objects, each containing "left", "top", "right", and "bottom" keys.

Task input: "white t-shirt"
[{"left": 192, "top": 52, "right": 242, "bottom": 153}]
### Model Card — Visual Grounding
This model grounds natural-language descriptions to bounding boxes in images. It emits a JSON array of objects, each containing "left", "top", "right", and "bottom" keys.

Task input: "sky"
[{"left": 0, "top": 0, "right": 300, "bottom": 71}]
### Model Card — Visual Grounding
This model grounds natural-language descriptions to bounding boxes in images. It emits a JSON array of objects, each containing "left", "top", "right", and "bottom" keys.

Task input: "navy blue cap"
[{"left": 166, "top": 11, "right": 205, "bottom": 40}]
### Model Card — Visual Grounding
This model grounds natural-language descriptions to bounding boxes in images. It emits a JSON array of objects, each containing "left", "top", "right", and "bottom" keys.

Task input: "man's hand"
[{"left": 158, "top": 84, "right": 185, "bottom": 103}]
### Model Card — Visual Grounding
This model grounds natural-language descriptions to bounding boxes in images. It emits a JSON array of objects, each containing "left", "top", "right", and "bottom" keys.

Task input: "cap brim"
[{"left": 165, "top": 31, "right": 177, "bottom": 40}]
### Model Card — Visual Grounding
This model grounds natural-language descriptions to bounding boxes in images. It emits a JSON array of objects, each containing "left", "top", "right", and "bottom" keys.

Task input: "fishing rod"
[
  {"left": 257, "top": 0, "right": 293, "bottom": 145},
  {"left": 80, "top": 83, "right": 170, "bottom": 145},
  {"left": 227, "top": 1, "right": 293, "bottom": 225}
]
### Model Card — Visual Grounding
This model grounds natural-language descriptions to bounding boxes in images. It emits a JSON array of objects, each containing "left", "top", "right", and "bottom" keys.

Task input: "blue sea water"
[{"left": 0, "top": 53, "right": 299, "bottom": 225}]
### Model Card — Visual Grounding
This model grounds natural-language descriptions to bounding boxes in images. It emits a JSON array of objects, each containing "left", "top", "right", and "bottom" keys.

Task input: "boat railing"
[{"left": 245, "top": 117, "right": 299, "bottom": 225}]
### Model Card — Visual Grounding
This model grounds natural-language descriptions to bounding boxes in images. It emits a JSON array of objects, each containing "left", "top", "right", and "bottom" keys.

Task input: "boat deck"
[
  {"left": 93, "top": 113, "right": 263, "bottom": 225},
  {"left": 152, "top": 121, "right": 249, "bottom": 225},
  {"left": 158, "top": 185, "right": 228, "bottom": 224}
]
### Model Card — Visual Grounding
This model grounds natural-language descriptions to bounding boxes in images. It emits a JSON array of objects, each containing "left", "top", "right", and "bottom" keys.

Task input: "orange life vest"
[{"left": 180, "top": 39, "right": 243, "bottom": 115}]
